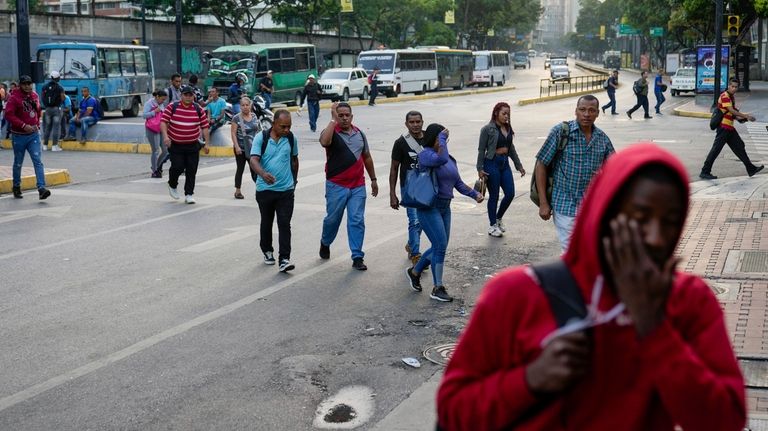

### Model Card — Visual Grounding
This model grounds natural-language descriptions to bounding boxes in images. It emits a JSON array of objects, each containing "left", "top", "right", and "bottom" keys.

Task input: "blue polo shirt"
[
  {"left": 251, "top": 132, "right": 298, "bottom": 192},
  {"left": 206, "top": 98, "right": 227, "bottom": 120}
]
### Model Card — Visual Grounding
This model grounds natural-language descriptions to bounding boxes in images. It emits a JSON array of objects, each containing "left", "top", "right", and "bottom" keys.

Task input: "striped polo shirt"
[
  {"left": 718, "top": 91, "right": 735, "bottom": 131},
  {"left": 161, "top": 102, "right": 209, "bottom": 144}
]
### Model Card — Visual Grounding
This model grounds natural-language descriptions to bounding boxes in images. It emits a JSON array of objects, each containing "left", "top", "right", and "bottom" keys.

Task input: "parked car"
[
  {"left": 528, "top": 49, "right": 537, "bottom": 57},
  {"left": 513, "top": 52, "right": 529, "bottom": 69},
  {"left": 318, "top": 67, "right": 370, "bottom": 101},
  {"left": 549, "top": 57, "right": 570, "bottom": 82},
  {"left": 670, "top": 67, "right": 695, "bottom": 96}
]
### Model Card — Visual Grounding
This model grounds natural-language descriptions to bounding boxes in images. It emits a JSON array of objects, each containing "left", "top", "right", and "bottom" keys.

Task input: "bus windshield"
[
  {"left": 37, "top": 48, "right": 96, "bottom": 79},
  {"left": 474, "top": 55, "right": 489, "bottom": 70},
  {"left": 208, "top": 52, "right": 254, "bottom": 74},
  {"left": 357, "top": 54, "right": 395, "bottom": 74}
]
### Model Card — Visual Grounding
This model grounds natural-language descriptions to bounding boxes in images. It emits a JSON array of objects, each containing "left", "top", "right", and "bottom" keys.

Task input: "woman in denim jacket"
[
  {"left": 405, "top": 124, "right": 484, "bottom": 303},
  {"left": 476, "top": 102, "right": 526, "bottom": 237}
]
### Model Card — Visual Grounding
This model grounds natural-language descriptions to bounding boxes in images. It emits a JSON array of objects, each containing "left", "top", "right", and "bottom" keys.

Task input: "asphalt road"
[{"left": 1, "top": 57, "right": 765, "bottom": 430}]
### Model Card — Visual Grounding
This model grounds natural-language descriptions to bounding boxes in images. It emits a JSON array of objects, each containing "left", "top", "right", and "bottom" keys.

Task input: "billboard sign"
[{"left": 695, "top": 45, "right": 729, "bottom": 94}]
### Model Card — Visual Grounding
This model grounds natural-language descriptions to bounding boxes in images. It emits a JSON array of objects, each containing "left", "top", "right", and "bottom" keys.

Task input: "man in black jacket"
[{"left": 300, "top": 74, "right": 322, "bottom": 132}]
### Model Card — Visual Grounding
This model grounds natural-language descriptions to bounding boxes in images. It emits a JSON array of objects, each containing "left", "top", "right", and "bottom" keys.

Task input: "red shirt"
[
  {"left": 161, "top": 102, "right": 209, "bottom": 144},
  {"left": 718, "top": 91, "right": 735, "bottom": 130},
  {"left": 4, "top": 89, "right": 41, "bottom": 135}
]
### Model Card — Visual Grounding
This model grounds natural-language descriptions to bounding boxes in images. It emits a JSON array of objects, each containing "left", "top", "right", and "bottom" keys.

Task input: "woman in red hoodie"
[{"left": 437, "top": 143, "right": 745, "bottom": 430}]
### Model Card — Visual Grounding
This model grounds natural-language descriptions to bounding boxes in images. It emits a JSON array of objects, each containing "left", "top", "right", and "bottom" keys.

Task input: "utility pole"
[
  {"left": 338, "top": 12, "right": 342, "bottom": 68},
  {"left": 15, "top": 0, "right": 31, "bottom": 77},
  {"left": 714, "top": 0, "right": 723, "bottom": 107},
  {"left": 175, "top": 0, "right": 182, "bottom": 74},
  {"left": 141, "top": 0, "right": 147, "bottom": 45}
]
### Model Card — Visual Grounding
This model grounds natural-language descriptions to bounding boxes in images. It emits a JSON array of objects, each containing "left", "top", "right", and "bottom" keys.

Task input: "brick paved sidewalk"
[{"left": 679, "top": 183, "right": 768, "bottom": 429}]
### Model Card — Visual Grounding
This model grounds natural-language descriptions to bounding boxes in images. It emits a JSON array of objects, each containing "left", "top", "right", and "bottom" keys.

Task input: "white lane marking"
[
  {"left": 652, "top": 139, "right": 677, "bottom": 143},
  {"left": 0, "top": 205, "right": 210, "bottom": 261},
  {"left": 0, "top": 229, "right": 405, "bottom": 413},
  {"left": 179, "top": 225, "right": 258, "bottom": 253},
  {"left": 0, "top": 206, "right": 72, "bottom": 225}
]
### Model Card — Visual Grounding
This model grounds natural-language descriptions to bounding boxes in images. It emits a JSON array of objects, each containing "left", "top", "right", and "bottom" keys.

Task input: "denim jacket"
[{"left": 476, "top": 121, "right": 523, "bottom": 171}]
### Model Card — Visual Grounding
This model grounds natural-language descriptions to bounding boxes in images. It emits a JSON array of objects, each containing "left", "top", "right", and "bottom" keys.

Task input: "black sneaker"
[
  {"left": 279, "top": 259, "right": 295, "bottom": 273},
  {"left": 319, "top": 243, "right": 330, "bottom": 259},
  {"left": 352, "top": 257, "right": 367, "bottom": 271},
  {"left": 12, "top": 186, "right": 23, "bottom": 198},
  {"left": 430, "top": 286, "right": 453, "bottom": 302},
  {"left": 626, "top": 111, "right": 632, "bottom": 119},
  {"left": 405, "top": 267, "right": 422, "bottom": 292},
  {"left": 263, "top": 251, "right": 276, "bottom": 265},
  {"left": 748, "top": 165, "right": 764, "bottom": 177},
  {"left": 38, "top": 188, "right": 51, "bottom": 200},
  {"left": 699, "top": 172, "right": 718, "bottom": 180}
]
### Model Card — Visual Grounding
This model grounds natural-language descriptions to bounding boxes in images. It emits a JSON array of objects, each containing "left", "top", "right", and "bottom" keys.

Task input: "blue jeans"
[
  {"left": 414, "top": 198, "right": 452, "bottom": 287},
  {"left": 321, "top": 182, "right": 367, "bottom": 260},
  {"left": 68, "top": 116, "right": 96, "bottom": 140},
  {"left": 12, "top": 132, "right": 46, "bottom": 189},
  {"left": 602, "top": 91, "right": 616, "bottom": 114},
  {"left": 484, "top": 155, "right": 515, "bottom": 226},
  {"left": 402, "top": 186, "right": 423, "bottom": 256},
  {"left": 307, "top": 100, "right": 320, "bottom": 131},
  {"left": 654, "top": 90, "right": 666, "bottom": 113},
  {"left": 261, "top": 92, "right": 272, "bottom": 110}
]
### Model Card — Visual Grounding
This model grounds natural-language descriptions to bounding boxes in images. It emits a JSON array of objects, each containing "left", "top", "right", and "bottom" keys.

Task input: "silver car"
[{"left": 318, "top": 67, "right": 370, "bottom": 102}]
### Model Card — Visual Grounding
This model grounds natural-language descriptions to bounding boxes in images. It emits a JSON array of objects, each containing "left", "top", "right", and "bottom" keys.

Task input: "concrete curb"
[
  {"left": 673, "top": 107, "right": 711, "bottom": 119},
  {"left": 0, "top": 168, "right": 71, "bottom": 193},
  {"left": 518, "top": 88, "right": 606, "bottom": 106}
]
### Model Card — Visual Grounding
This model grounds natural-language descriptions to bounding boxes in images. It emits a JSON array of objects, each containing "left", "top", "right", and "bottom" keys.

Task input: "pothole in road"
[{"left": 313, "top": 385, "right": 374, "bottom": 429}]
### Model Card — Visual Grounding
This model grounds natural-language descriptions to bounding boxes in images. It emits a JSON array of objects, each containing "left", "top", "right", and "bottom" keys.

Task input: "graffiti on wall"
[{"left": 182, "top": 47, "right": 203, "bottom": 75}]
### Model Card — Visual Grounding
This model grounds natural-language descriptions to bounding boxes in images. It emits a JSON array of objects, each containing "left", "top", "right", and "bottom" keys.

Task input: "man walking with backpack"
[
  {"left": 249, "top": 110, "right": 299, "bottom": 273},
  {"left": 600, "top": 70, "right": 619, "bottom": 115},
  {"left": 41, "top": 71, "right": 65, "bottom": 151},
  {"left": 161, "top": 85, "right": 210, "bottom": 204},
  {"left": 626, "top": 71, "right": 651, "bottom": 119},
  {"left": 63, "top": 87, "right": 100, "bottom": 144}
]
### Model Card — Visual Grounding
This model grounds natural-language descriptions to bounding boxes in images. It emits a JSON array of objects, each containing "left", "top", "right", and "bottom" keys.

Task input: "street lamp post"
[
  {"left": 16, "top": 0, "right": 31, "bottom": 77},
  {"left": 175, "top": 0, "right": 182, "bottom": 74},
  {"left": 714, "top": 0, "right": 723, "bottom": 106},
  {"left": 141, "top": 0, "right": 146, "bottom": 45}
]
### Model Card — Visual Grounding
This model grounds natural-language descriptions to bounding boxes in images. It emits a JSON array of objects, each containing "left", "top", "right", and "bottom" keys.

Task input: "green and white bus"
[{"left": 204, "top": 43, "right": 317, "bottom": 106}]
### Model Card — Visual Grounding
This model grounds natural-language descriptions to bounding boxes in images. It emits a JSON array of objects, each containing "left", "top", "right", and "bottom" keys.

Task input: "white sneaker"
[
  {"left": 185, "top": 195, "right": 196, "bottom": 204},
  {"left": 51, "top": 145, "right": 62, "bottom": 152},
  {"left": 42, "top": 144, "right": 48, "bottom": 151},
  {"left": 168, "top": 185, "right": 180, "bottom": 200},
  {"left": 488, "top": 225, "right": 503, "bottom": 237},
  {"left": 496, "top": 219, "right": 506, "bottom": 232}
]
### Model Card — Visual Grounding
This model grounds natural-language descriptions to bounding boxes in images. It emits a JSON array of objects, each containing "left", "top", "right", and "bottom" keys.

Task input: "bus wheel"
[
  {"left": 360, "top": 87, "right": 368, "bottom": 101},
  {"left": 122, "top": 97, "right": 139, "bottom": 117},
  {"left": 453, "top": 77, "right": 464, "bottom": 91},
  {"left": 498, "top": 76, "right": 505, "bottom": 87},
  {"left": 293, "top": 92, "right": 302, "bottom": 107},
  {"left": 488, "top": 77, "right": 494, "bottom": 87},
  {"left": 418, "top": 84, "right": 426, "bottom": 95}
]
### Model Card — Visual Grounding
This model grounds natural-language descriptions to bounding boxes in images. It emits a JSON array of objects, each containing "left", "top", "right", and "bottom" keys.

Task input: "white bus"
[
  {"left": 472, "top": 50, "right": 510, "bottom": 87},
  {"left": 357, "top": 49, "right": 438, "bottom": 97}
]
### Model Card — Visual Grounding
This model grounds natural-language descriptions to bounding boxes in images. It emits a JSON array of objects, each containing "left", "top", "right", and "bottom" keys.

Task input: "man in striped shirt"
[
  {"left": 699, "top": 78, "right": 764, "bottom": 180},
  {"left": 161, "top": 85, "right": 210, "bottom": 204}
]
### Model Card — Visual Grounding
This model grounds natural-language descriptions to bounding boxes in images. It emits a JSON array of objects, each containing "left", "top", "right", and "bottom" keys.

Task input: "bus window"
[
  {"left": 134, "top": 50, "right": 149, "bottom": 74},
  {"left": 256, "top": 55, "right": 267, "bottom": 73},
  {"left": 65, "top": 49, "right": 96, "bottom": 79},
  {"left": 281, "top": 48, "right": 295, "bottom": 71},
  {"left": 309, "top": 51, "right": 316, "bottom": 69},
  {"left": 106, "top": 49, "right": 121, "bottom": 77},
  {"left": 120, "top": 50, "right": 135, "bottom": 75},
  {"left": 295, "top": 47, "right": 309, "bottom": 71},
  {"left": 37, "top": 48, "right": 65, "bottom": 76},
  {"left": 97, "top": 49, "right": 108, "bottom": 78},
  {"left": 268, "top": 49, "right": 282, "bottom": 73}
]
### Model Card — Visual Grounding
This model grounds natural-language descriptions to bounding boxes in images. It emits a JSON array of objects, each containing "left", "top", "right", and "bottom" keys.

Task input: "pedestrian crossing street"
[{"left": 745, "top": 122, "right": 768, "bottom": 159}]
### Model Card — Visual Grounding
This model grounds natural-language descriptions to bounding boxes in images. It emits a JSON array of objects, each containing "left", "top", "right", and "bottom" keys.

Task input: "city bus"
[
  {"left": 357, "top": 49, "right": 438, "bottom": 97},
  {"left": 472, "top": 50, "right": 510, "bottom": 87},
  {"left": 35, "top": 42, "right": 154, "bottom": 117},
  {"left": 432, "top": 48, "right": 473, "bottom": 90},
  {"left": 204, "top": 43, "right": 317, "bottom": 106}
]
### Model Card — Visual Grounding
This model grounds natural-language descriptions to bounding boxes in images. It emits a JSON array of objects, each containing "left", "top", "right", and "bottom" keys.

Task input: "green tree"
[
  {"left": 271, "top": 0, "right": 339, "bottom": 44},
  {"left": 453, "top": 0, "right": 542, "bottom": 49},
  {"left": 188, "top": 0, "right": 283, "bottom": 44}
]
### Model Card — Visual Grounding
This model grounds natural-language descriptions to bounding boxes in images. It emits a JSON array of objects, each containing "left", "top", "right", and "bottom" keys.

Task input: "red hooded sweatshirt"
[
  {"left": 437, "top": 143, "right": 745, "bottom": 430},
  {"left": 4, "top": 87, "right": 41, "bottom": 135}
]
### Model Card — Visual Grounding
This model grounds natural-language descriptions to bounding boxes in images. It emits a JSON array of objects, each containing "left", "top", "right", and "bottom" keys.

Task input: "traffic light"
[{"left": 727, "top": 15, "right": 740, "bottom": 37}]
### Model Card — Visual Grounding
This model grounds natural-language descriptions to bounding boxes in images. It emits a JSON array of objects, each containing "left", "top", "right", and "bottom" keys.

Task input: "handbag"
[
  {"left": 530, "top": 122, "right": 569, "bottom": 207},
  {"left": 710, "top": 108, "right": 724, "bottom": 130},
  {"left": 473, "top": 177, "right": 487, "bottom": 197},
  {"left": 145, "top": 110, "right": 163, "bottom": 133},
  {"left": 401, "top": 166, "right": 438, "bottom": 209}
]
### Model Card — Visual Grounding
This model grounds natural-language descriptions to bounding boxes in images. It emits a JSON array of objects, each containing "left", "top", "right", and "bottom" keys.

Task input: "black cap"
[
  {"left": 19, "top": 75, "right": 32, "bottom": 84},
  {"left": 180, "top": 85, "right": 195, "bottom": 94}
]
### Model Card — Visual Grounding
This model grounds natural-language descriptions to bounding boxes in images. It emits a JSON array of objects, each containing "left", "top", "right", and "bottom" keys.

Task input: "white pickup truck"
[{"left": 670, "top": 67, "right": 695, "bottom": 96}]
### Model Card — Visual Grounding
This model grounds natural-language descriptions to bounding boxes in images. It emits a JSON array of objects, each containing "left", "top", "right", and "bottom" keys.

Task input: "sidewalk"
[{"left": 0, "top": 164, "right": 70, "bottom": 194}]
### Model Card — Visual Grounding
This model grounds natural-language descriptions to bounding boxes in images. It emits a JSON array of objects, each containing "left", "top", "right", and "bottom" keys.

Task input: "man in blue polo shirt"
[
  {"left": 250, "top": 109, "right": 299, "bottom": 273},
  {"left": 64, "top": 87, "right": 99, "bottom": 144},
  {"left": 204, "top": 87, "right": 227, "bottom": 135}
]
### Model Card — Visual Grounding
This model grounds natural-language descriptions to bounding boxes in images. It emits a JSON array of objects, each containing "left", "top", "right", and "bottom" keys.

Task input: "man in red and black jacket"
[
  {"left": 160, "top": 85, "right": 210, "bottom": 204},
  {"left": 318, "top": 102, "right": 378, "bottom": 270},
  {"left": 4, "top": 75, "right": 50, "bottom": 199}
]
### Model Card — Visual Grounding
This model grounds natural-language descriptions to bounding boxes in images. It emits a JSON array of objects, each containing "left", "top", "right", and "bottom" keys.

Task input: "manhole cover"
[
  {"left": 423, "top": 343, "right": 457, "bottom": 366},
  {"left": 740, "top": 251, "right": 768, "bottom": 273},
  {"left": 740, "top": 359, "right": 768, "bottom": 388}
]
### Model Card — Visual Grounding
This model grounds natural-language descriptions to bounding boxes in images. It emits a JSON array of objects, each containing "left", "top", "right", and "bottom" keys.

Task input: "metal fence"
[{"left": 539, "top": 74, "right": 609, "bottom": 98}]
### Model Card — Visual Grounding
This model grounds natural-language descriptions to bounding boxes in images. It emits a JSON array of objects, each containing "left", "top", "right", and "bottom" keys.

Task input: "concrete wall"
[{"left": 0, "top": 11, "right": 372, "bottom": 82}]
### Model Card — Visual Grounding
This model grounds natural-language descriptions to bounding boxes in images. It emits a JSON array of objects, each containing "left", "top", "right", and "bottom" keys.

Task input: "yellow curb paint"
[
  {"left": 518, "top": 88, "right": 606, "bottom": 106},
  {"left": 673, "top": 108, "right": 711, "bottom": 119},
  {"left": 0, "top": 169, "right": 70, "bottom": 193},
  {"left": 60, "top": 141, "right": 139, "bottom": 153}
]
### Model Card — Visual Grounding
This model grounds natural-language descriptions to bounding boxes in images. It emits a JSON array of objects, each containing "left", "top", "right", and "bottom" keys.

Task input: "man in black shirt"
[
  {"left": 300, "top": 74, "right": 322, "bottom": 132},
  {"left": 259, "top": 70, "right": 274, "bottom": 110},
  {"left": 389, "top": 110, "right": 426, "bottom": 264}
]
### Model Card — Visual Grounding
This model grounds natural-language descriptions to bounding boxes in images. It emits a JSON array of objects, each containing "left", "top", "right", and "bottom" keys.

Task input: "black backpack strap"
[
  {"left": 531, "top": 260, "right": 587, "bottom": 327},
  {"left": 260, "top": 129, "right": 271, "bottom": 157}
]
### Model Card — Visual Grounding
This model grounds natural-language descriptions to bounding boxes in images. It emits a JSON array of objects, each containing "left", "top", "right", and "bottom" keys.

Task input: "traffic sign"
[
  {"left": 650, "top": 27, "right": 664, "bottom": 37},
  {"left": 619, "top": 23, "right": 640, "bottom": 35}
]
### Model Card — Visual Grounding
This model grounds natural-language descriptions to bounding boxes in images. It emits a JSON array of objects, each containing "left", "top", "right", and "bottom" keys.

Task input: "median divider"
[{"left": 0, "top": 165, "right": 71, "bottom": 193}]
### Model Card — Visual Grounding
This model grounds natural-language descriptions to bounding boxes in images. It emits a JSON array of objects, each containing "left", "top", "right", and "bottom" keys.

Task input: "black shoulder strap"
[
  {"left": 261, "top": 129, "right": 270, "bottom": 156},
  {"left": 170, "top": 101, "right": 202, "bottom": 120},
  {"left": 531, "top": 260, "right": 587, "bottom": 327}
]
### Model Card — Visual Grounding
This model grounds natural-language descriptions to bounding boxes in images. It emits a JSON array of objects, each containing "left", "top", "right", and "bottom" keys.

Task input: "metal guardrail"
[{"left": 539, "top": 74, "right": 609, "bottom": 98}]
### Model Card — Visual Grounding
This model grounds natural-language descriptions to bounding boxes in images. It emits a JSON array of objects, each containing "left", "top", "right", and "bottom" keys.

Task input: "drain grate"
[
  {"left": 740, "top": 359, "right": 768, "bottom": 388},
  {"left": 423, "top": 343, "right": 457, "bottom": 366},
  {"left": 740, "top": 251, "right": 768, "bottom": 273}
]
